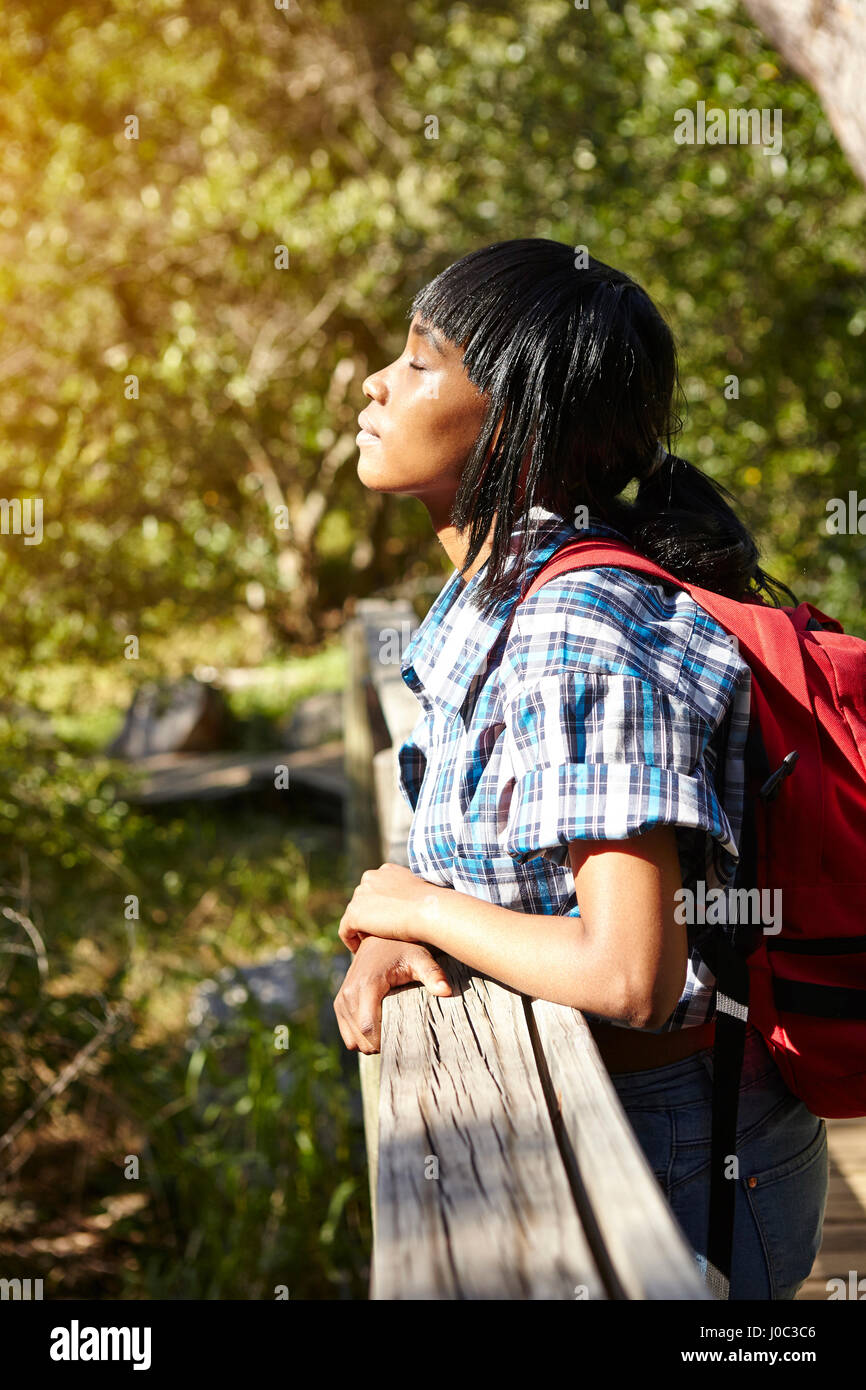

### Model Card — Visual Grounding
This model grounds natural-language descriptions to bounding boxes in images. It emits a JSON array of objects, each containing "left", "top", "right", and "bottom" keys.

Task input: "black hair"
[{"left": 408, "top": 238, "right": 796, "bottom": 615}]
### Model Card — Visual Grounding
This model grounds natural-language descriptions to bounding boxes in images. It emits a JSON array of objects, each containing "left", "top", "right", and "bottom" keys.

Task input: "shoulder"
[{"left": 501, "top": 565, "right": 749, "bottom": 726}]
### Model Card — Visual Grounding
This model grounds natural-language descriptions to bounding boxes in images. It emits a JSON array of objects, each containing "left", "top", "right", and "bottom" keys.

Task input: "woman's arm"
[{"left": 338, "top": 824, "right": 688, "bottom": 1029}]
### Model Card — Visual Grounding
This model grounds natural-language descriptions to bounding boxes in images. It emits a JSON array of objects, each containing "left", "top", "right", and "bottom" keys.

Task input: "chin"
[{"left": 356, "top": 453, "right": 397, "bottom": 491}]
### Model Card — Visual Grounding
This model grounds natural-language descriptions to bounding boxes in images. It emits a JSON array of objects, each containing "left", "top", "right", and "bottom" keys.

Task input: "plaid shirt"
[{"left": 396, "top": 504, "right": 752, "bottom": 1032}]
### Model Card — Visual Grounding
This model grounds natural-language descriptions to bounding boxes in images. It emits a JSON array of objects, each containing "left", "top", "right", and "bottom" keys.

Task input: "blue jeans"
[{"left": 609, "top": 1023, "right": 829, "bottom": 1300}]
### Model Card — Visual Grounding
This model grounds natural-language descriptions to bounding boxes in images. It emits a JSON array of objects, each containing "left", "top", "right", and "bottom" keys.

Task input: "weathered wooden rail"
[{"left": 343, "top": 596, "right": 712, "bottom": 1300}]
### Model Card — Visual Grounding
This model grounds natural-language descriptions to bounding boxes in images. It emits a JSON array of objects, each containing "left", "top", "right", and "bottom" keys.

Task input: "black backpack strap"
[
  {"left": 691, "top": 717, "right": 767, "bottom": 1298},
  {"left": 693, "top": 925, "right": 750, "bottom": 1300},
  {"left": 676, "top": 649, "right": 786, "bottom": 1297}
]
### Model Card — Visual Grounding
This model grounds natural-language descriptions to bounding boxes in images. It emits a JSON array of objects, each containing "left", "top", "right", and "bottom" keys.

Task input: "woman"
[{"left": 334, "top": 238, "right": 829, "bottom": 1300}]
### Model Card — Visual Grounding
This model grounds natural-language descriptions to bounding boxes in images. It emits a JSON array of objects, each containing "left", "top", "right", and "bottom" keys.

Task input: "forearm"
[{"left": 418, "top": 885, "right": 643, "bottom": 1024}]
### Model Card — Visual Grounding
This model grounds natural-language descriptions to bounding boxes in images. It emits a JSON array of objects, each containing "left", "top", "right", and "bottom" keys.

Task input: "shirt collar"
[{"left": 399, "top": 504, "right": 629, "bottom": 715}]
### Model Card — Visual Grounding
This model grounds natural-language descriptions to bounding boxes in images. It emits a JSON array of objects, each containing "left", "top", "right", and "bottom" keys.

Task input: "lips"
[{"left": 357, "top": 412, "right": 380, "bottom": 438}]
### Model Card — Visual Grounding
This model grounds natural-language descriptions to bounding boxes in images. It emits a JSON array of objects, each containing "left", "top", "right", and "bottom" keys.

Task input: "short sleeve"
[
  {"left": 501, "top": 668, "right": 738, "bottom": 866},
  {"left": 498, "top": 567, "right": 746, "bottom": 873}
]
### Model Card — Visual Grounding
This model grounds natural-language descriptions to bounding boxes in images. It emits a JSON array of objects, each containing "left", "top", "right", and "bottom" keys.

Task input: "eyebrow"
[{"left": 411, "top": 320, "right": 448, "bottom": 356}]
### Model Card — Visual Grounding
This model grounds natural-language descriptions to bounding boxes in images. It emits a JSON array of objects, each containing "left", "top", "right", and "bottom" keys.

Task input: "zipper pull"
[{"left": 758, "top": 750, "right": 799, "bottom": 802}]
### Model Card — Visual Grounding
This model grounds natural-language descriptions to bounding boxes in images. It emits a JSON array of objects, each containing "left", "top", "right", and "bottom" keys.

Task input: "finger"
[
  {"left": 400, "top": 947, "right": 452, "bottom": 995},
  {"left": 334, "top": 994, "right": 375, "bottom": 1053},
  {"left": 349, "top": 985, "right": 385, "bottom": 1052},
  {"left": 338, "top": 919, "right": 365, "bottom": 953},
  {"left": 333, "top": 997, "right": 359, "bottom": 1051},
  {"left": 335, "top": 983, "right": 381, "bottom": 1053}
]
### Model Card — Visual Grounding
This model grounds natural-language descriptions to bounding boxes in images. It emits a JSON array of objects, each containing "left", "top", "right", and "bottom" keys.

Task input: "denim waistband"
[{"left": 608, "top": 1023, "right": 782, "bottom": 1098}]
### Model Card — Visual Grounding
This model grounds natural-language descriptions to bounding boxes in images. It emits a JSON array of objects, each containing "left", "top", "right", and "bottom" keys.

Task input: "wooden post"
[
  {"left": 342, "top": 617, "right": 383, "bottom": 1272},
  {"left": 343, "top": 617, "right": 382, "bottom": 882},
  {"left": 358, "top": 1051, "right": 380, "bottom": 1254}
]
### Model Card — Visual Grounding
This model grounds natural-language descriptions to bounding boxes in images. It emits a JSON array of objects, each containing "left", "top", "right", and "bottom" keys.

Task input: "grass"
[{"left": 0, "top": 646, "right": 371, "bottom": 1300}]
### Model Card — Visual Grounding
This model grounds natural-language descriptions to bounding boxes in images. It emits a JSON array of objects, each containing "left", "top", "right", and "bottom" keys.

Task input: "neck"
[
  {"left": 424, "top": 455, "right": 537, "bottom": 580},
  {"left": 425, "top": 496, "right": 496, "bottom": 583},
  {"left": 437, "top": 521, "right": 495, "bottom": 582}
]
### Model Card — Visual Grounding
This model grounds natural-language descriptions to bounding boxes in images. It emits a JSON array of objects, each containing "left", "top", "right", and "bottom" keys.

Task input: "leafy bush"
[{"left": 0, "top": 718, "right": 369, "bottom": 1299}]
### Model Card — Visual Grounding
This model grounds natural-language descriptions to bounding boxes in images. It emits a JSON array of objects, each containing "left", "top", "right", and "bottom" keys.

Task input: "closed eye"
[{"left": 409, "top": 359, "right": 427, "bottom": 371}]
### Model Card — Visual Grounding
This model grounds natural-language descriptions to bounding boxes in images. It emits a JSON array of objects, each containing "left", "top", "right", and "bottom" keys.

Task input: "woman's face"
[{"left": 357, "top": 314, "right": 490, "bottom": 515}]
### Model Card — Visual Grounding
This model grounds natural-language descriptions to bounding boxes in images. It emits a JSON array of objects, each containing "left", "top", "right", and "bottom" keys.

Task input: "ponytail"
[{"left": 601, "top": 450, "right": 798, "bottom": 607}]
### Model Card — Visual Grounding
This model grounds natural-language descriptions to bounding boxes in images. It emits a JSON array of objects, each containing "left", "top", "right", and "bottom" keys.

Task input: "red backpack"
[{"left": 522, "top": 537, "right": 866, "bottom": 1298}]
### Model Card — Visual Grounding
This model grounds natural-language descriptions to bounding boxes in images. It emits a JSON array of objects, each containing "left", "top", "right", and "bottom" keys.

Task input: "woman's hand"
[
  {"left": 338, "top": 862, "right": 446, "bottom": 954},
  {"left": 333, "top": 935, "right": 452, "bottom": 1053}
]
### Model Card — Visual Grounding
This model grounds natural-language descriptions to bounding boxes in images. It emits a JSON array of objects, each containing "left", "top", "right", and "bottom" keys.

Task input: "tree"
[
  {"left": 1, "top": 0, "right": 864, "bottom": 674},
  {"left": 743, "top": 0, "right": 866, "bottom": 186}
]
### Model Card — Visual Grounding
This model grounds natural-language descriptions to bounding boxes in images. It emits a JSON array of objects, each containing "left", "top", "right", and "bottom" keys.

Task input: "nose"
[{"left": 362, "top": 368, "right": 387, "bottom": 404}]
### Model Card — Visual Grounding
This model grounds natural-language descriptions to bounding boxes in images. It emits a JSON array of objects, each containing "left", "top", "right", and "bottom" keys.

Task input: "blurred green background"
[{"left": 0, "top": 0, "right": 863, "bottom": 1298}]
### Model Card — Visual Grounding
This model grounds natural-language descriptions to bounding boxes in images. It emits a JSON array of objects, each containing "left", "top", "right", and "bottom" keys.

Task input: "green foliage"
[
  {"left": 1, "top": 0, "right": 864, "bottom": 665},
  {"left": 2, "top": 0, "right": 865, "bottom": 1303},
  {"left": 0, "top": 0, "right": 443, "bottom": 663},
  {"left": 224, "top": 645, "right": 346, "bottom": 724},
  {"left": 0, "top": 713, "right": 369, "bottom": 1299}
]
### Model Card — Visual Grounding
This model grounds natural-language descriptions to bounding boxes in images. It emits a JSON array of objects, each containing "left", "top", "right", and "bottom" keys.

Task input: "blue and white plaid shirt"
[{"left": 396, "top": 504, "right": 752, "bottom": 1032}]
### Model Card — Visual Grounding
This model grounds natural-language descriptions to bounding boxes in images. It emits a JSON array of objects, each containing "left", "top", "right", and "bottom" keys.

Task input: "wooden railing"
[{"left": 344, "top": 598, "right": 712, "bottom": 1300}]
